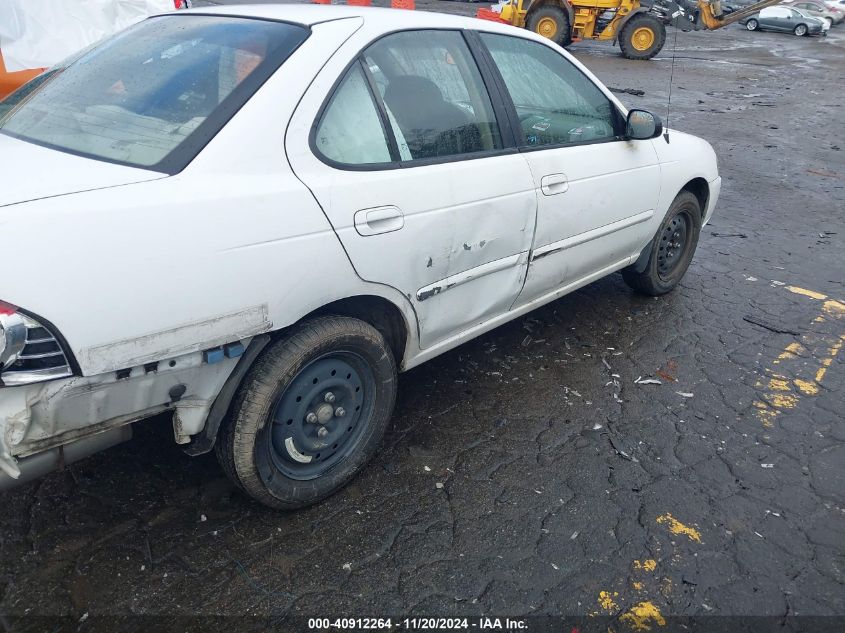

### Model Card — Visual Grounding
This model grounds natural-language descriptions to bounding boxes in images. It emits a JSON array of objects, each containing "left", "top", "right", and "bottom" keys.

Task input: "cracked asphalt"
[{"left": 1, "top": 2, "right": 843, "bottom": 630}]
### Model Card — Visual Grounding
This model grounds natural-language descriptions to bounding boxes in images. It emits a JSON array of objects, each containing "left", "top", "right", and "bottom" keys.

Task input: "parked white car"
[{"left": 0, "top": 5, "right": 720, "bottom": 508}]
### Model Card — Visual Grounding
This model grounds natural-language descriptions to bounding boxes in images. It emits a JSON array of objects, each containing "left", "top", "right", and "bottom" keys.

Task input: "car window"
[
  {"left": 0, "top": 16, "right": 308, "bottom": 172},
  {"left": 363, "top": 30, "right": 503, "bottom": 161},
  {"left": 480, "top": 33, "right": 618, "bottom": 148},
  {"left": 314, "top": 65, "right": 391, "bottom": 165}
]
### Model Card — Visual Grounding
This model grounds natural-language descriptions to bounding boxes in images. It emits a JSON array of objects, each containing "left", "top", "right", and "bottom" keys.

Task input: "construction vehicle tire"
[
  {"left": 619, "top": 13, "right": 666, "bottom": 60},
  {"left": 527, "top": 6, "right": 572, "bottom": 47}
]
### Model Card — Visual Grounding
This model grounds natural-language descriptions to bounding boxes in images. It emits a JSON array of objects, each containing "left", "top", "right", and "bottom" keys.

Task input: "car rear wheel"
[
  {"left": 216, "top": 316, "right": 397, "bottom": 509},
  {"left": 794, "top": 23, "right": 809, "bottom": 35},
  {"left": 622, "top": 191, "right": 702, "bottom": 296},
  {"left": 527, "top": 6, "right": 572, "bottom": 47},
  {"left": 746, "top": 19, "right": 759, "bottom": 30}
]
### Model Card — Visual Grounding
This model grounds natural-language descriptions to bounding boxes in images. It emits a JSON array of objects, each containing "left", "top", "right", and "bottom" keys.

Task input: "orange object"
[
  {"left": 0, "top": 50, "right": 45, "bottom": 100},
  {"left": 391, "top": 0, "right": 415, "bottom": 9},
  {"left": 312, "top": 0, "right": 331, "bottom": 4},
  {"left": 475, "top": 8, "right": 508, "bottom": 23},
  {"left": 347, "top": 0, "right": 372, "bottom": 5}
]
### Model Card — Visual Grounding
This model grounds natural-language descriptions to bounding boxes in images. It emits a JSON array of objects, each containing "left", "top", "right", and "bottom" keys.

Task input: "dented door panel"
[{"left": 285, "top": 24, "right": 538, "bottom": 349}]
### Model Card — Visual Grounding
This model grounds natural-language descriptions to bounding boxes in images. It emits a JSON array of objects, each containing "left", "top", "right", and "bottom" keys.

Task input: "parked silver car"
[
  {"left": 741, "top": 5, "right": 829, "bottom": 35},
  {"left": 784, "top": 0, "right": 845, "bottom": 25}
]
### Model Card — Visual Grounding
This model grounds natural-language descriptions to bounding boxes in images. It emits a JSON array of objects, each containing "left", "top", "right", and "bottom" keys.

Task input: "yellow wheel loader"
[{"left": 496, "top": 0, "right": 788, "bottom": 59}]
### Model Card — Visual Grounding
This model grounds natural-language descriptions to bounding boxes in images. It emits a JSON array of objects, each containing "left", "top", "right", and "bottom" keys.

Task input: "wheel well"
[
  {"left": 526, "top": 0, "right": 574, "bottom": 22},
  {"left": 682, "top": 178, "right": 709, "bottom": 218},
  {"left": 303, "top": 296, "right": 409, "bottom": 367}
]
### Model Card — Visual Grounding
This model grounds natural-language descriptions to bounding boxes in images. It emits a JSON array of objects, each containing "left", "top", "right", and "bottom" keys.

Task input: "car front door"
[
  {"left": 286, "top": 29, "right": 537, "bottom": 349},
  {"left": 477, "top": 32, "right": 660, "bottom": 306}
]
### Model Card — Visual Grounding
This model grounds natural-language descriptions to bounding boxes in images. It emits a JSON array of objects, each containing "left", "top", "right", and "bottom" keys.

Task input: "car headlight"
[{"left": 0, "top": 301, "right": 73, "bottom": 387}]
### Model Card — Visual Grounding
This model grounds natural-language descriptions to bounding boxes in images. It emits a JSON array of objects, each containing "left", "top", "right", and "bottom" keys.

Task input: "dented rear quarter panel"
[{"left": 0, "top": 17, "right": 420, "bottom": 377}]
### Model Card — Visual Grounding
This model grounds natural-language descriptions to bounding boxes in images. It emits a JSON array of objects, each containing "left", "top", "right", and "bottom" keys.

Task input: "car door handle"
[
  {"left": 354, "top": 205, "right": 404, "bottom": 236},
  {"left": 540, "top": 173, "right": 569, "bottom": 196}
]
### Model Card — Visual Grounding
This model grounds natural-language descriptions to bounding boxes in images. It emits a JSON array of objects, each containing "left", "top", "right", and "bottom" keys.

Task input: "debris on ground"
[
  {"left": 634, "top": 376, "right": 662, "bottom": 385},
  {"left": 607, "top": 435, "right": 639, "bottom": 462},
  {"left": 656, "top": 359, "right": 678, "bottom": 382},
  {"left": 676, "top": 392, "right": 694, "bottom": 398},
  {"left": 710, "top": 232, "right": 748, "bottom": 238},
  {"left": 806, "top": 168, "right": 836, "bottom": 178},
  {"left": 743, "top": 314, "right": 803, "bottom": 335},
  {"left": 610, "top": 87, "right": 645, "bottom": 96}
]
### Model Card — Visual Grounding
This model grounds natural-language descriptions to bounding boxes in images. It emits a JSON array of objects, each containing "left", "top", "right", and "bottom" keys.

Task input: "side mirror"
[{"left": 626, "top": 109, "right": 663, "bottom": 140}]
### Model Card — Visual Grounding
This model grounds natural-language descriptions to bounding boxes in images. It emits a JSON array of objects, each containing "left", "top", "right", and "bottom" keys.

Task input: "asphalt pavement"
[{"left": 1, "top": 3, "right": 843, "bottom": 631}]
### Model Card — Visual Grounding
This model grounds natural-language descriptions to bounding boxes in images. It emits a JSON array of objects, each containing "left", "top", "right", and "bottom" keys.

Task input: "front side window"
[
  {"left": 364, "top": 30, "right": 503, "bottom": 161},
  {"left": 480, "top": 33, "right": 619, "bottom": 147},
  {"left": 0, "top": 16, "right": 308, "bottom": 172}
]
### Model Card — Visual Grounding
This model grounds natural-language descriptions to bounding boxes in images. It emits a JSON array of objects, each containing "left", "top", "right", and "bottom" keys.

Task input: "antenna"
[{"left": 664, "top": 24, "right": 679, "bottom": 143}]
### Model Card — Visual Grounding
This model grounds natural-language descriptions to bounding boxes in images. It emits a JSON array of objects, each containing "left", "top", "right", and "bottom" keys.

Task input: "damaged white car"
[{"left": 0, "top": 5, "right": 720, "bottom": 508}]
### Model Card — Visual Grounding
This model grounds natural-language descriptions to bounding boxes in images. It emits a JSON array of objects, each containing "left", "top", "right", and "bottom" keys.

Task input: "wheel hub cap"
[
  {"left": 536, "top": 17, "right": 558, "bottom": 39},
  {"left": 632, "top": 27, "right": 655, "bottom": 51},
  {"left": 268, "top": 354, "right": 371, "bottom": 480}
]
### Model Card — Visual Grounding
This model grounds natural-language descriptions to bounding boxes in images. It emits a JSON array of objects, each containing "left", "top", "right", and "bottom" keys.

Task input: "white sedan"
[{"left": 0, "top": 4, "right": 720, "bottom": 508}]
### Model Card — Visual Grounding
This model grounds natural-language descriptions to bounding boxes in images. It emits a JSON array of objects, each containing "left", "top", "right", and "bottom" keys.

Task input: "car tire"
[
  {"left": 619, "top": 13, "right": 667, "bottom": 60},
  {"left": 216, "top": 316, "right": 397, "bottom": 509},
  {"left": 527, "top": 6, "right": 572, "bottom": 47},
  {"left": 746, "top": 19, "right": 759, "bottom": 30},
  {"left": 794, "top": 23, "right": 809, "bottom": 35},
  {"left": 622, "top": 191, "right": 702, "bottom": 296}
]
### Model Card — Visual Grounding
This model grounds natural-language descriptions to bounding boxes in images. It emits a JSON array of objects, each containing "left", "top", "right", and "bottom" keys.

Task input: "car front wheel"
[
  {"left": 794, "top": 23, "right": 809, "bottom": 36},
  {"left": 746, "top": 19, "right": 758, "bottom": 30},
  {"left": 622, "top": 190, "right": 702, "bottom": 296},
  {"left": 216, "top": 316, "right": 397, "bottom": 509}
]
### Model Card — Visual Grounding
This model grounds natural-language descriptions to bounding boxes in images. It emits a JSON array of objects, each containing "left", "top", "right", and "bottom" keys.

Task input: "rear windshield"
[{"left": 0, "top": 16, "right": 308, "bottom": 173}]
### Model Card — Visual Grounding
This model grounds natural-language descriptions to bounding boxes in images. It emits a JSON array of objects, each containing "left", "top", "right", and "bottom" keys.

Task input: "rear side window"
[
  {"left": 480, "top": 33, "right": 619, "bottom": 147},
  {"left": 314, "top": 65, "right": 391, "bottom": 165},
  {"left": 364, "top": 30, "right": 503, "bottom": 161},
  {"left": 0, "top": 16, "right": 308, "bottom": 172}
]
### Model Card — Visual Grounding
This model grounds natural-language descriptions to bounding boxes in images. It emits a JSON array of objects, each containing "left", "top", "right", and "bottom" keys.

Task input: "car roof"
[{"left": 182, "top": 3, "right": 510, "bottom": 32}]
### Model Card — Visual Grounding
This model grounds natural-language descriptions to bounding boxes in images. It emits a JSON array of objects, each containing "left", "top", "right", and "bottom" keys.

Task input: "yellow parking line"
[
  {"left": 787, "top": 285, "right": 828, "bottom": 301},
  {"left": 754, "top": 287, "right": 844, "bottom": 427}
]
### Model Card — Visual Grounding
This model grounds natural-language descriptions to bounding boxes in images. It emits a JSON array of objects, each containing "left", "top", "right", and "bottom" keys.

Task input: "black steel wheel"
[
  {"left": 622, "top": 190, "right": 702, "bottom": 296},
  {"left": 216, "top": 316, "right": 397, "bottom": 509},
  {"left": 656, "top": 212, "right": 692, "bottom": 279},
  {"left": 267, "top": 352, "right": 373, "bottom": 481}
]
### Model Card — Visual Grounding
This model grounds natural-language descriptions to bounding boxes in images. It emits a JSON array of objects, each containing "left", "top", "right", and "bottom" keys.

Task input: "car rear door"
[
  {"left": 286, "top": 29, "right": 537, "bottom": 349},
  {"left": 766, "top": 7, "right": 792, "bottom": 30},
  {"left": 476, "top": 32, "right": 660, "bottom": 306}
]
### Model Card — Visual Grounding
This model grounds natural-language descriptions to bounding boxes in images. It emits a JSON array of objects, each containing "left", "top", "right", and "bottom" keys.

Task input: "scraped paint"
[
  {"left": 619, "top": 601, "right": 666, "bottom": 631},
  {"left": 633, "top": 559, "right": 657, "bottom": 572},
  {"left": 656, "top": 513, "right": 702, "bottom": 543},
  {"left": 598, "top": 590, "right": 619, "bottom": 611}
]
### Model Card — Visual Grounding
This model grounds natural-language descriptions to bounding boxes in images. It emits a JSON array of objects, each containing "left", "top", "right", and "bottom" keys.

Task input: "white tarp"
[{"left": 0, "top": 0, "right": 177, "bottom": 72}]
